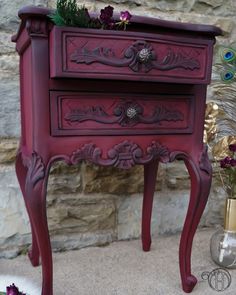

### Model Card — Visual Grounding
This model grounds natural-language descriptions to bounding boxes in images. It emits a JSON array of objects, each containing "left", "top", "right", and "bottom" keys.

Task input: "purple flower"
[
  {"left": 231, "top": 159, "right": 236, "bottom": 167},
  {"left": 229, "top": 144, "right": 236, "bottom": 152},
  {"left": 220, "top": 156, "right": 232, "bottom": 168},
  {"left": 6, "top": 284, "right": 25, "bottom": 295},
  {"left": 120, "top": 11, "right": 132, "bottom": 22},
  {"left": 100, "top": 5, "right": 114, "bottom": 26},
  {"left": 219, "top": 144, "right": 236, "bottom": 197},
  {"left": 116, "top": 10, "right": 132, "bottom": 30}
]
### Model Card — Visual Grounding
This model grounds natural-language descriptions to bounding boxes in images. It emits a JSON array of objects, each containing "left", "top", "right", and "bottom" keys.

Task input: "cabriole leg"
[
  {"left": 15, "top": 151, "right": 40, "bottom": 266},
  {"left": 178, "top": 148, "right": 212, "bottom": 293},
  {"left": 16, "top": 150, "right": 53, "bottom": 295}
]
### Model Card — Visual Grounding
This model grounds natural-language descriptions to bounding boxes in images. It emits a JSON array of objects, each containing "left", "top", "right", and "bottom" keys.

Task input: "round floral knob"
[
  {"left": 126, "top": 107, "right": 138, "bottom": 118},
  {"left": 138, "top": 48, "right": 152, "bottom": 63}
]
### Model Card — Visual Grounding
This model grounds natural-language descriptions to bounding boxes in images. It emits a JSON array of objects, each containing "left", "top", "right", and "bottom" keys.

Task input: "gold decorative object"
[
  {"left": 204, "top": 102, "right": 219, "bottom": 144},
  {"left": 212, "top": 135, "right": 236, "bottom": 160},
  {"left": 225, "top": 198, "right": 236, "bottom": 232}
]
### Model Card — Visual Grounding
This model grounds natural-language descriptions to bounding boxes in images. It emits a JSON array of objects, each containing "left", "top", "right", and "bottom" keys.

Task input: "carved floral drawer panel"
[
  {"left": 50, "top": 91, "right": 193, "bottom": 136},
  {"left": 49, "top": 26, "right": 213, "bottom": 84}
]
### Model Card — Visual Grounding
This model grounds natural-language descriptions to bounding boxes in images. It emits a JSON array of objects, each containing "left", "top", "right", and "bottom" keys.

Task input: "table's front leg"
[
  {"left": 16, "top": 150, "right": 40, "bottom": 266},
  {"left": 172, "top": 146, "right": 212, "bottom": 293},
  {"left": 15, "top": 149, "right": 53, "bottom": 295}
]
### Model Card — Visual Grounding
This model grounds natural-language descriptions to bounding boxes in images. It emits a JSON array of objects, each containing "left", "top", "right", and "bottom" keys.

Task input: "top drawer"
[{"left": 49, "top": 26, "right": 213, "bottom": 84}]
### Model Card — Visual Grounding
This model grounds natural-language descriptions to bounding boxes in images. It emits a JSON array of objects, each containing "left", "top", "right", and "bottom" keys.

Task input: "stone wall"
[{"left": 0, "top": 0, "right": 235, "bottom": 258}]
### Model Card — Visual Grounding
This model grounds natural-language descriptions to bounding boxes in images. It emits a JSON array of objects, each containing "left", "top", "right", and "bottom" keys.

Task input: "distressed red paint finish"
[{"left": 12, "top": 6, "right": 222, "bottom": 295}]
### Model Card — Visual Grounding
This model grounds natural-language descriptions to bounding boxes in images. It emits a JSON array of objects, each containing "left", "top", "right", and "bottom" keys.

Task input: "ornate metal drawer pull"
[
  {"left": 126, "top": 106, "right": 138, "bottom": 119},
  {"left": 138, "top": 48, "right": 152, "bottom": 64}
]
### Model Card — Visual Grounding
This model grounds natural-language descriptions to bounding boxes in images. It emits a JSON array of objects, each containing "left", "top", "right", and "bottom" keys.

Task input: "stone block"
[
  {"left": 0, "top": 54, "right": 19, "bottom": 75},
  {"left": 0, "top": 0, "right": 50, "bottom": 31},
  {"left": 165, "top": 161, "right": 190, "bottom": 190},
  {"left": 50, "top": 230, "right": 115, "bottom": 252},
  {"left": 191, "top": 0, "right": 236, "bottom": 16},
  {"left": 214, "top": 18, "right": 234, "bottom": 35},
  {"left": 0, "top": 32, "right": 16, "bottom": 55},
  {"left": 0, "top": 233, "right": 31, "bottom": 259},
  {"left": 0, "top": 76, "right": 20, "bottom": 137},
  {"left": 81, "top": 163, "right": 164, "bottom": 194},
  {"left": 47, "top": 162, "right": 82, "bottom": 195},
  {"left": 82, "top": 164, "right": 144, "bottom": 194},
  {"left": 0, "top": 165, "right": 30, "bottom": 239},
  {"left": 196, "top": 0, "right": 224, "bottom": 8},
  {"left": 47, "top": 194, "right": 116, "bottom": 234},
  {"left": 0, "top": 138, "right": 18, "bottom": 164},
  {"left": 144, "top": 0, "right": 195, "bottom": 12},
  {"left": 117, "top": 190, "right": 190, "bottom": 240}
]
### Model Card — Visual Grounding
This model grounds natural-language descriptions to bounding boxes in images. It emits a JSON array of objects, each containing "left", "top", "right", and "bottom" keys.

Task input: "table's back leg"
[
  {"left": 142, "top": 160, "right": 159, "bottom": 252},
  {"left": 16, "top": 150, "right": 53, "bottom": 295},
  {"left": 176, "top": 147, "right": 212, "bottom": 293}
]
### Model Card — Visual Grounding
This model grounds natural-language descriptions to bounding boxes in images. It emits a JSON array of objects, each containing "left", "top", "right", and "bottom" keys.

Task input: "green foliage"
[
  {"left": 48, "top": 0, "right": 132, "bottom": 30},
  {"left": 49, "top": 0, "right": 90, "bottom": 28}
]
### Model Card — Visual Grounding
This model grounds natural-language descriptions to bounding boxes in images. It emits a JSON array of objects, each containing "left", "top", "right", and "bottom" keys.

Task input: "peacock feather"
[
  {"left": 220, "top": 47, "right": 236, "bottom": 63},
  {"left": 218, "top": 46, "right": 236, "bottom": 83}
]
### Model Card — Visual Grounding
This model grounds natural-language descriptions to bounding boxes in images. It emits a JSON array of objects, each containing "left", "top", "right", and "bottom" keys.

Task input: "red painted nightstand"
[{"left": 12, "top": 6, "right": 222, "bottom": 294}]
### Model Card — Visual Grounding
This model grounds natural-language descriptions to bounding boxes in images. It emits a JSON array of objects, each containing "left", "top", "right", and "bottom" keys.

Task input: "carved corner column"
[{"left": 26, "top": 16, "right": 51, "bottom": 155}]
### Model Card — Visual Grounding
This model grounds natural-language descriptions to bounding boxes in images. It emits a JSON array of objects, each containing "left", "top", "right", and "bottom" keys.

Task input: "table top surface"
[{"left": 12, "top": 5, "right": 222, "bottom": 43}]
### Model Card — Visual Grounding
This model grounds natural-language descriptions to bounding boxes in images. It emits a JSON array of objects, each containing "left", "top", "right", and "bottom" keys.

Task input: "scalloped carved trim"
[
  {"left": 70, "top": 40, "right": 200, "bottom": 73},
  {"left": 70, "top": 140, "right": 170, "bottom": 169},
  {"left": 22, "top": 152, "right": 45, "bottom": 187}
]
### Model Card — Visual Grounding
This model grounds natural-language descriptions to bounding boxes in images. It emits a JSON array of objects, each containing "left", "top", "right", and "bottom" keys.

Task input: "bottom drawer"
[{"left": 50, "top": 91, "right": 194, "bottom": 136}]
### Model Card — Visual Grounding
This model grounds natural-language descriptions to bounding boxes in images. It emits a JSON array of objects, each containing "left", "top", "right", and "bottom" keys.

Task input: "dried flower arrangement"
[
  {"left": 219, "top": 144, "right": 236, "bottom": 198},
  {"left": 204, "top": 46, "right": 236, "bottom": 198},
  {"left": 49, "top": 0, "right": 132, "bottom": 30}
]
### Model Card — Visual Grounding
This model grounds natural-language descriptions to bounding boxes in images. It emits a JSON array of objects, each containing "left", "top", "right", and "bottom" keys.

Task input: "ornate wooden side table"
[{"left": 12, "top": 6, "right": 221, "bottom": 294}]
